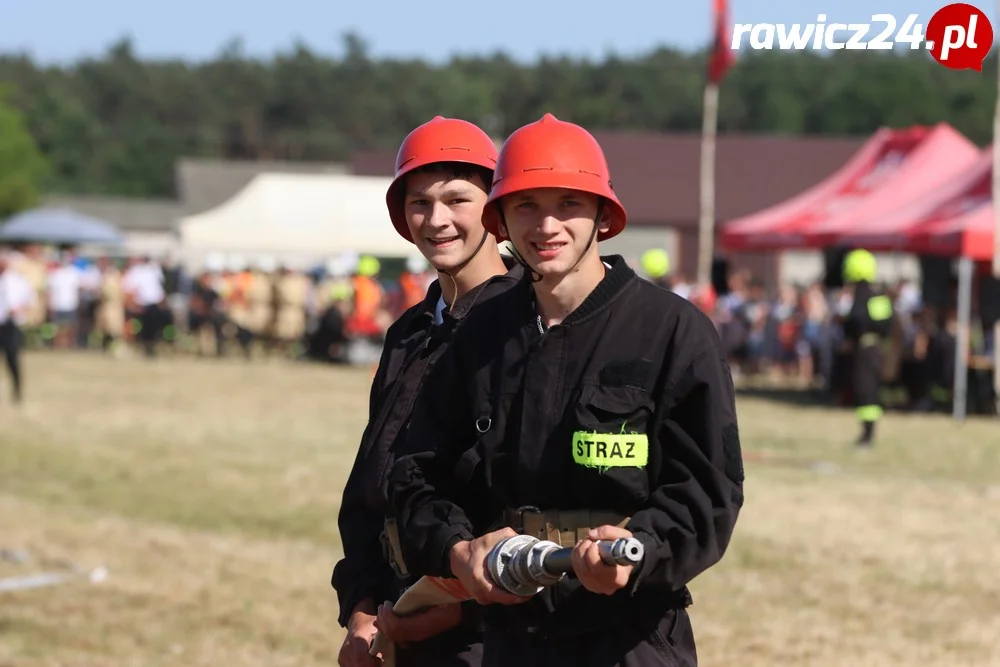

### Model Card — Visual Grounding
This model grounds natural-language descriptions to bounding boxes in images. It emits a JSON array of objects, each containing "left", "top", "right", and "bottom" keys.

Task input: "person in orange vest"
[
  {"left": 347, "top": 255, "right": 387, "bottom": 338},
  {"left": 398, "top": 255, "right": 431, "bottom": 313},
  {"left": 224, "top": 255, "right": 254, "bottom": 359},
  {"left": 247, "top": 255, "right": 277, "bottom": 354}
]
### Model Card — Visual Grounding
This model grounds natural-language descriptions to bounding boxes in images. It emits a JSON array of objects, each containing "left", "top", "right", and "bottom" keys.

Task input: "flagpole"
[
  {"left": 992, "top": 15, "right": 1000, "bottom": 414},
  {"left": 697, "top": 81, "right": 720, "bottom": 287}
]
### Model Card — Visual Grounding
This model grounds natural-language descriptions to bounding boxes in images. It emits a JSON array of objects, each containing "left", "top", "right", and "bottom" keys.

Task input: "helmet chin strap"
[
  {"left": 501, "top": 200, "right": 605, "bottom": 285},
  {"left": 500, "top": 224, "right": 542, "bottom": 284},
  {"left": 432, "top": 228, "right": 490, "bottom": 310}
]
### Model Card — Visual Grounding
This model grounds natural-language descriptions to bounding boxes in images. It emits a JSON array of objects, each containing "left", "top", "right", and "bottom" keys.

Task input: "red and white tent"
[
  {"left": 835, "top": 148, "right": 992, "bottom": 257},
  {"left": 912, "top": 203, "right": 993, "bottom": 260},
  {"left": 720, "top": 124, "right": 980, "bottom": 251}
]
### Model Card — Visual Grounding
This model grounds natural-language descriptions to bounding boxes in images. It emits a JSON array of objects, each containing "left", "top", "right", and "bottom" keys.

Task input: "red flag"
[{"left": 707, "top": 0, "right": 735, "bottom": 84}]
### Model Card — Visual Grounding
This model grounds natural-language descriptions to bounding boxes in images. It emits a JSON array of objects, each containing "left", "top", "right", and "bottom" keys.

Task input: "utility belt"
[
  {"left": 493, "top": 507, "right": 691, "bottom": 639},
  {"left": 501, "top": 505, "right": 691, "bottom": 613},
  {"left": 379, "top": 506, "right": 632, "bottom": 578},
  {"left": 501, "top": 506, "right": 631, "bottom": 547},
  {"left": 381, "top": 517, "right": 409, "bottom": 578}
]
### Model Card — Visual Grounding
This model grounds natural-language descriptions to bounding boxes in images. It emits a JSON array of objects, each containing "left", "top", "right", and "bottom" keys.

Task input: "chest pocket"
[{"left": 570, "top": 383, "right": 656, "bottom": 500}]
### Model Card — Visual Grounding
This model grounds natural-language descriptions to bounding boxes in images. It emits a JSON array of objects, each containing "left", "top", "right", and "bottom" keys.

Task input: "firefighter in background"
[
  {"left": 842, "top": 249, "right": 894, "bottom": 447},
  {"left": 95, "top": 256, "right": 125, "bottom": 355},
  {"left": 316, "top": 254, "right": 355, "bottom": 314},
  {"left": 272, "top": 263, "right": 311, "bottom": 356},
  {"left": 8, "top": 245, "right": 47, "bottom": 347},
  {"left": 307, "top": 256, "right": 355, "bottom": 363},
  {"left": 639, "top": 248, "right": 670, "bottom": 288},
  {"left": 11, "top": 245, "right": 47, "bottom": 330},
  {"left": 348, "top": 255, "right": 388, "bottom": 338},
  {"left": 225, "top": 255, "right": 254, "bottom": 359},
  {"left": 190, "top": 255, "right": 226, "bottom": 356},
  {"left": 247, "top": 256, "right": 277, "bottom": 354},
  {"left": 218, "top": 259, "right": 236, "bottom": 304}
]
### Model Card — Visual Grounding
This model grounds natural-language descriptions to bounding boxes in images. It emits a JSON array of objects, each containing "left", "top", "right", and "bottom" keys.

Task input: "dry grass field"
[{"left": 1, "top": 351, "right": 998, "bottom": 666}]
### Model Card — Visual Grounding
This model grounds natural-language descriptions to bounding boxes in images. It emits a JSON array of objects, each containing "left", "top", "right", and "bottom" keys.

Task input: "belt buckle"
[
  {"left": 379, "top": 529, "right": 391, "bottom": 562},
  {"left": 515, "top": 505, "right": 542, "bottom": 534},
  {"left": 378, "top": 530, "right": 403, "bottom": 578}
]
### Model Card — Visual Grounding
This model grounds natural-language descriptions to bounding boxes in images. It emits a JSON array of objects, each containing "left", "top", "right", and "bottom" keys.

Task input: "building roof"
[
  {"left": 39, "top": 132, "right": 869, "bottom": 237},
  {"left": 40, "top": 194, "right": 183, "bottom": 233},
  {"left": 174, "top": 157, "right": 350, "bottom": 214},
  {"left": 593, "top": 131, "right": 868, "bottom": 226},
  {"left": 351, "top": 131, "right": 868, "bottom": 228},
  {"left": 39, "top": 158, "right": 355, "bottom": 234}
]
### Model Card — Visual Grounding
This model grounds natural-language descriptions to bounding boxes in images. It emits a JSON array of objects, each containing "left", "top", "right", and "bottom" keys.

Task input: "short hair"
[{"left": 406, "top": 161, "right": 492, "bottom": 194}]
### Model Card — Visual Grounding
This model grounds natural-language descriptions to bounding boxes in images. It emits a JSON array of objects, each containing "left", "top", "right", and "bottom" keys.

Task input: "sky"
[{"left": 2, "top": 0, "right": 996, "bottom": 64}]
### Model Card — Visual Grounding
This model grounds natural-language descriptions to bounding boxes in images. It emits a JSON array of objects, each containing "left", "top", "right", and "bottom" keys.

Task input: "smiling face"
[
  {"left": 403, "top": 167, "right": 490, "bottom": 272},
  {"left": 499, "top": 187, "right": 610, "bottom": 278}
]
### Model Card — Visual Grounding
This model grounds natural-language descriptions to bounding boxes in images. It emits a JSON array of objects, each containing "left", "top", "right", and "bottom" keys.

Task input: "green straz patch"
[{"left": 572, "top": 431, "right": 648, "bottom": 469}]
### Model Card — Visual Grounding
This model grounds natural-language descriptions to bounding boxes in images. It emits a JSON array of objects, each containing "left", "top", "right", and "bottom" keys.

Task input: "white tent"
[{"left": 177, "top": 172, "right": 413, "bottom": 269}]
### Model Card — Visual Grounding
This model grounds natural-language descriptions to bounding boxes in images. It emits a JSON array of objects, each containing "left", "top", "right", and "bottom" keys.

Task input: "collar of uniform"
[
  {"left": 416, "top": 278, "right": 443, "bottom": 322},
  {"left": 554, "top": 254, "right": 635, "bottom": 328},
  {"left": 447, "top": 257, "right": 523, "bottom": 321},
  {"left": 424, "top": 254, "right": 523, "bottom": 324}
]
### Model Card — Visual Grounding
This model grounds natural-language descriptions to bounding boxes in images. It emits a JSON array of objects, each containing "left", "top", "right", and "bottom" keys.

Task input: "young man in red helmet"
[
  {"left": 332, "top": 116, "right": 521, "bottom": 667},
  {"left": 389, "top": 114, "right": 743, "bottom": 666}
]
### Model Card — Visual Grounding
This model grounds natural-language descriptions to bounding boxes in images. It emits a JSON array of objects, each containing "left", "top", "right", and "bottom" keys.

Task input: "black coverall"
[
  {"left": 389, "top": 256, "right": 744, "bottom": 667},
  {"left": 189, "top": 284, "right": 225, "bottom": 356},
  {"left": 332, "top": 259, "right": 522, "bottom": 666},
  {"left": 0, "top": 318, "right": 22, "bottom": 402},
  {"left": 842, "top": 282, "right": 894, "bottom": 441}
]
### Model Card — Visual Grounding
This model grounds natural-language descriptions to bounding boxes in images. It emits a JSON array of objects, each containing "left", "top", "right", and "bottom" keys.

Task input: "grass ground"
[{"left": 1, "top": 351, "right": 998, "bottom": 666}]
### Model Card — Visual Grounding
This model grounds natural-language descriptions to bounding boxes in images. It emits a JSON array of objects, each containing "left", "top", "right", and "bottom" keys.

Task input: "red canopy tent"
[
  {"left": 898, "top": 157, "right": 996, "bottom": 424},
  {"left": 720, "top": 123, "right": 979, "bottom": 252},
  {"left": 911, "top": 204, "right": 994, "bottom": 260},
  {"left": 803, "top": 129, "right": 983, "bottom": 248},
  {"left": 834, "top": 148, "right": 992, "bottom": 255}
]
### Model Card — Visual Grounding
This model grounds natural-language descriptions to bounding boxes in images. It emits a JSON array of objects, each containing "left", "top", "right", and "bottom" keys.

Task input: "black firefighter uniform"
[
  {"left": 389, "top": 257, "right": 744, "bottom": 667},
  {"left": 842, "top": 249, "right": 894, "bottom": 445}
]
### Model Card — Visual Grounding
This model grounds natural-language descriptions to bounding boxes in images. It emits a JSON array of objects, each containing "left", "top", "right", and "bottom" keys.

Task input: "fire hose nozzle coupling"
[
  {"left": 598, "top": 536, "right": 645, "bottom": 566},
  {"left": 486, "top": 535, "right": 645, "bottom": 596}
]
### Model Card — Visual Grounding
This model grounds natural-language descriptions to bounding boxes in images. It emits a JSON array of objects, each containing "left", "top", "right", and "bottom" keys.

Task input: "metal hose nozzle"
[{"left": 486, "top": 535, "right": 644, "bottom": 596}]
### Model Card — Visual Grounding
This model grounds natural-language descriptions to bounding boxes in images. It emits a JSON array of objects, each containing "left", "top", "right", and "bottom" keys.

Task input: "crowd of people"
[
  {"left": 0, "top": 244, "right": 440, "bottom": 371},
  {"left": 644, "top": 253, "right": 995, "bottom": 416},
  {"left": 1, "top": 241, "right": 993, "bottom": 417},
  {"left": 1, "top": 247, "right": 174, "bottom": 402}
]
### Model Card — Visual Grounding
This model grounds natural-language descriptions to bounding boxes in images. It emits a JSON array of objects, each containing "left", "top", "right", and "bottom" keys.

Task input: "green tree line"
[{"left": 0, "top": 33, "right": 995, "bottom": 201}]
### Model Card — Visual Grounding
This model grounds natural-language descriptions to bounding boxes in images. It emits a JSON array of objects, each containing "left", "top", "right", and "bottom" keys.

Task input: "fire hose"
[
  {"left": 369, "top": 535, "right": 643, "bottom": 664},
  {"left": 485, "top": 534, "right": 644, "bottom": 595}
]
